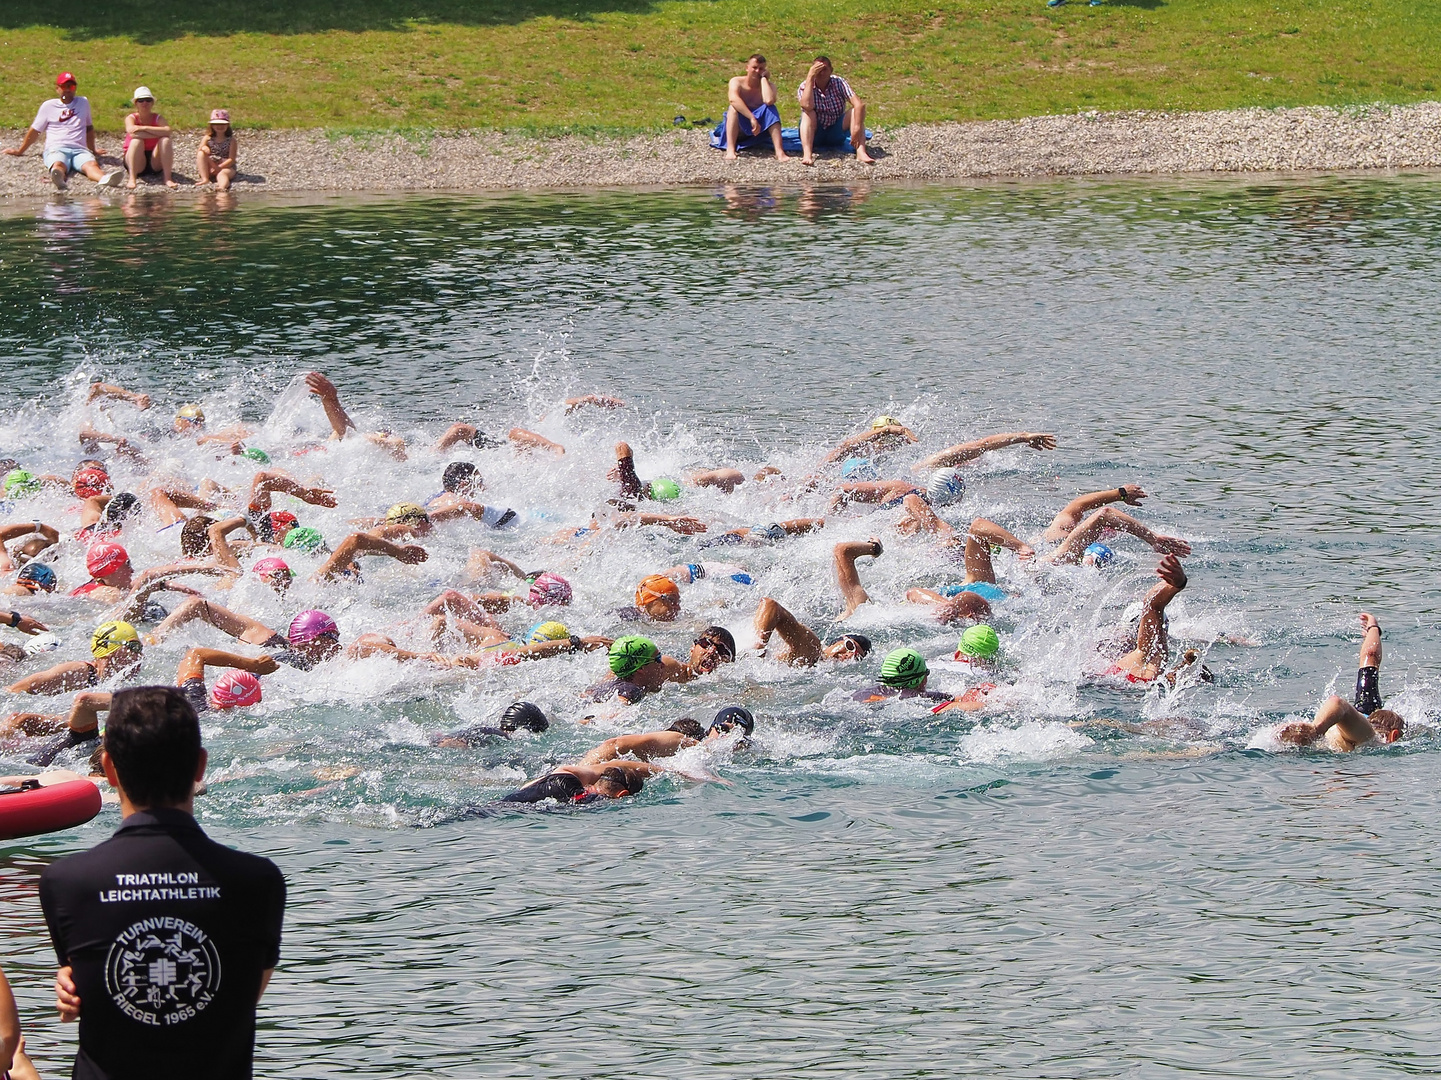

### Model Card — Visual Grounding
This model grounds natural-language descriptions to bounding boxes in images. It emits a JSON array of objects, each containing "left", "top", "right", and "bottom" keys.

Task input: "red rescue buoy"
[{"left": 0, "top": 780, "right": 103, "bottom": 841}]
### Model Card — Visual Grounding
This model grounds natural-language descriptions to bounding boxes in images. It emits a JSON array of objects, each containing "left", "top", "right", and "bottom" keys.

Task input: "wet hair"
[
  {"left": 1369, "top": 708, "right": 1404, "bottom": 739},
  {"left": 597, "top": 766, "right": 641, "bottom": 797},
  {"left": 104, "top": 686, "right": 202, "bottom": 807},
  {"left": 180, "top": 515, "right": 217, "bottom": 556},
  {"left": 0, "top": 459, "right": 18, "bottom": 475},
  {"left": 442, "top": 461, "right": 480, "bottom": 493},
  {"left": 499, "top": 700, "right": 549, "bottom": 734},
  {"left": 667, "top": 718, "right": 706, "bottom": 740},
  {"left": 105, "top": 492, "right": 141, "bottom": 523},
  {"left": 0, "top": 643, "right": 27, "bottom": 664},
  {"left": 698, "top": 625, "right": 736, "bottom": 662}
]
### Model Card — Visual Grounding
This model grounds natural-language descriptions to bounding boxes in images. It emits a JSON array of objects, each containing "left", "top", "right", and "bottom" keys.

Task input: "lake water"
[{"left": 2, "top": 177, "right": 1439, "bottom": 1078}]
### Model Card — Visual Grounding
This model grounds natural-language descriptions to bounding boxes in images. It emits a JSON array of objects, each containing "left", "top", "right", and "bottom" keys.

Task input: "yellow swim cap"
[
  {"left": 386, "top": 502, "right": 429, "bottom": 525},
  {"left": 176, "top": 404, "right": 205, "bottom": 423},
  {"left": 91, "top": 620, "right": 140, "bottom": 659},
  {"left": 872, "top": 414, "right": 900, "bottom": 429},
  {"left": 526, "top": 620, "right": 570, "bottom": 644}
]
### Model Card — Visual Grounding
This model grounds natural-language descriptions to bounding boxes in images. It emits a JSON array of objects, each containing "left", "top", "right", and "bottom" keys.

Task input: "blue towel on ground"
[{"left": 708, "top": 103, "right": 782, "bottom": 151}]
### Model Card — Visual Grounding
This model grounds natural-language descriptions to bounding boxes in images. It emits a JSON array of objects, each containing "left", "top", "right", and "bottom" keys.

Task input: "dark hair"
[
  {"left": 104, "top": 686, "right": 202, "bottom": 807},
  {"left": 699, "top": 625, "right": 736, "bottom": 662},
  {"left": 180, "top": 515, "right": 216, "bottom": 556},
  {"left": 500, "top": 700, "right": 549, "bottom": 733},
  {"left": 748, "top": 53, "right": 767, "bottom": 64},
  {"left": 668, "top": 718, "right": 706, "bottom": 740},
  {"left": 0, "top": 643, "right": 26, "bottom": 663},
  {"left": 814, "top": 54, "right": 832, "bottom": 67},
  {"left": 443, "top": 461, "right": 480, "bottom": 493},
  {"left": 597, "top": 766, "right": 641, "bottom": 797},
  {"left": 104, "top": 492, "right": 141, "bottom": 523},
  {"left": 470, "top": 430, "right": 504, "bottom": 450},
  {"left": 0, "top": 459, "right": 18, "bottom": 475}
]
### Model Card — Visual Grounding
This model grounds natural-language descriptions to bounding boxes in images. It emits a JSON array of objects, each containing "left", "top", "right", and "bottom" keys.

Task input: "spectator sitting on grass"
[
  {"left": 710, "top": 54, "right": 790, "bottom": 161},
  {"left": 3, "top": 72, "right": 123, "bottom": 191},
  {"left": 197, "top": 109, "right": 238, "bottom": 190},
  {"left": 122, "top": 87, "right": 177, "bottom": 189},
  {"left": 798, "top": 56, "right": 874, "bottom": 165}
]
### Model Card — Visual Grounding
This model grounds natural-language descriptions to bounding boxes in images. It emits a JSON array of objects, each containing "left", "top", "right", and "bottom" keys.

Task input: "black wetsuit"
[
  {"left": 851, "top": 684, "right": 950, "bottom": 704},
  {"left": 428, "top": 725, "right": 509, "bottom": 748},
  {"left": 1355, "top": 665, "right": 1383, "bottom": 715},
  {"left": 502, "top": 772, "right": 588, "bottom": 803},
  {"left": 583, "top": 678, "right": 646, "bottom": 704}
]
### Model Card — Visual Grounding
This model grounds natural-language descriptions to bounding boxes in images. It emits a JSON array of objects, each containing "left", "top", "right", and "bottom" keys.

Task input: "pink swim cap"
[
  {"left": 210, "top": 670, "right": 262, "bottom": 709},
  {"left": 528, "top": 572, "right": 572, "bottom": 606},
  {"left": 86, "top": 543, "right": 130, "bottom": 578},
  {"left": 253, "top": 557, "right": 293, "bottom": 579},
  {"left": 288, "top": 609, "right": 338, "bottom": 644}
]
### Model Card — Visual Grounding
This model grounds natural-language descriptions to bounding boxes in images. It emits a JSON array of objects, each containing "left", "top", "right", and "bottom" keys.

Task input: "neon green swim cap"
[
  {"left": 648, "top": 478, "right": 681, "bottom": 501},
  {"left": 879, "top": 647, "right": 929, "bottom": 689},
  {"left": 282, "top": 526, "right": 326, "bottom": 553},
  {"left": 959, "top": 625, "right": 1000, "bottom": 659},
  {"left": 3, "top": 469, "right": 39, "bottom": 498},
  {"left": 242, "top": 447, "right": 270, "bottom": 463},
  {"left": 609, "top": 635, "right": 659, "bottom": 678}
]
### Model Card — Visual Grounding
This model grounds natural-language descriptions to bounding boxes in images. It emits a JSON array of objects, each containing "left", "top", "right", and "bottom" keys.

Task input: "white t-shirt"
[{"left": 32, "top": 96, "right": 92, "bottom": 153}]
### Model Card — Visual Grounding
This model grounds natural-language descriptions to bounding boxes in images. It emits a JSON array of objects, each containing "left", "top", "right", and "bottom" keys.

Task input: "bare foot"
[
  {"left": 856, "top": 148, "right": 876, "bottom": 164},
  {"left": 724, "top": 150, "right": 738, "bottom": 160},
  {"left": 775, "top": 152, "right": 791, "bottom": 162},
  {"left": 801, "top": 156, "right": 815, "bottom": 167},
  {"left": 165, "top": 179, "right": 178, "bottom": 189}
]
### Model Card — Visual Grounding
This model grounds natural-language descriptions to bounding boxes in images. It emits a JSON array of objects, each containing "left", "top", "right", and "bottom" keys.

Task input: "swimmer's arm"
[
  {"left": 80, "top": 495, "right": 110, "bottom": 527},
  {"left": 609, "top": 442, "right": 644, "bottom": 498},
  {"left": 468, "top": 550, "right": 527, "bottom": 580},
  {"left": 65, "top": 691, "right": 112, "bottom": 736},
  {"left": 508, "top": 427, "right": 564, "bottom": 455},
  {"left": 428, "top": 500, "right": 490, "bottom": 524},
  {"left": 822, "top": 427, "right": 896, "bottom": 463},
  {"left": 780, "top": 517, "right": 824, "bottom": 534},
  {"left": 1358, "top": 612, "right": 1382, "bottom": 669},
  {"left": 317, "top": 533, "right": 426, "bottom": 581},
  {"left": 305, "top": 372, "right": 357, "bottom": 441},
  {"left": 251, "top": 470, "right": 338, "bottom": 509},
  {"left": 0, "top": 521, "right": 58, "bottom": 546},
  {"left": 630, "top": 514, "right": 707, "bottom": 535},
  {"left": 207, "top": 516, "right": 252, "bottom": 571},
  {"left": 834, "top": 538, "right": 882, "bottom": 620},
  {"left": 7, "top": 662, "right": 94, "bottom": 696},
  {"left": 87, "top": 382, "right": 152, "bottom": 410},
  {"left": 133, "top": 562, "right": 234, "bottom": 589},
  {"left": 914, "top": 431, "right": 1058, "bottom": 471},
  {"left": 178, "top": 647, "right": 278, "bottom": 685},
  {"left": 1043, "top": 485, "right": 1146, "bottom": 541},
  {"left": 965, "top": 519, "right": 1032, "bottom": 557},
  {"left": 565, "top": 394, "right": 624, "bottom": 413}
]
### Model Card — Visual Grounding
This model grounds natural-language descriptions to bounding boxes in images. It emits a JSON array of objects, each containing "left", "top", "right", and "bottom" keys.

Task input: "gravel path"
[{"left": 3, "top": 102, "right": 1441, "bottom": 199}]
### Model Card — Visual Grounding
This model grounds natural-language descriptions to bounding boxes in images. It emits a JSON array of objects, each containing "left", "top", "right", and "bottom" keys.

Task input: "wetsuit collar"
[{"left": 114, "top": 807, "right": 203, "bottom": 835}]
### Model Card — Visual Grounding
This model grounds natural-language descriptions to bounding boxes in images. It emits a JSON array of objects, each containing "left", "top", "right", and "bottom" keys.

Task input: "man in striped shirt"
[{"left": 797, "top": 56, "right": 874, "bottom": 165}]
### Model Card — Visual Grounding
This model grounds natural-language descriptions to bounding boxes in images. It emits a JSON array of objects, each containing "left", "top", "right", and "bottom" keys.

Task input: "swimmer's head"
[
  {"left": 527, "top": 572, "right": 572, "bottom": 607},
  {"left": 385, "top": 503, "right": 431, "bottom": 531},
  {"left": 180, "top": 515, "right": 217, "bottom": 557},
  {"left": 926, "top": 468, "right": 966, "bottom": 506},
  {"left": 282, "top": 526, "right": 327, "bottom": 554},
  {"left": 104, "top": 492, "right": 141, "bottom": 523},
  {"left": 608, "top": 635, "right": 660, "bottom": 679},
  {"left": 91, "top": 619, "right": 141, "bottom": 660},
  {"left": 635, "top": 575, "right": 681, "bottom": 621},
  {"left": 647, "top": 477, "right": 681, "bottom": 501},
  {"left": 16, "top": 562, "right": 57, "bottom": 593},
  {"left": 175, "top": 403, "right": 205, "bottom": 430},
  {"left": 442, "top": 461, "right": 482, "bottom": 495},
  {"left": 288, "top": 609, "right": 340, "bottom": 658},
  {"left": 210, "top": 670, "right": 262, "bottom": 710},
  {"left": 257, "top": 510, "right": 298, "bottom": 545},
  {"left": 500, "top": 700, "right": 550, "bottom": 734},
  {"left": 957, "top": 625, "right": 1000, "bottom": 661},
  {"left": 690, "top": 626, "right": 736, "bottom": 673},
  {"left": 1369, "top": 708, "right": 1405, "bottom": 743},
  {"left": 253, "top": 556, "right": 294, "bottom": 591},
  {"left": 668, "top": 717, "right": 706, "bottom": 740},
  {"left": 708, "top": 705, "right": 754, "bottom": 738},
  {"left": 241, "top": 447, "right": 270, "bottom": 464},
  {"left": 823, "top": 632, "right": 871, "bottom": 662},
  {"left": 525, "top": 620, "right": 570, "bottom": 644},
  {"left": 3, "top": 469, "right": 40, "bottom": 498},
  {"left": 73, "top": 467, "right": 111, "bottom": 499},
  {"left": 872, "top": 415, "right": 900, "bottom": 430},
  {"left": 1083, "top": 543, "right": 1115, "bottom": 568},
  {"left": 840, "top": 457, "right": 880, "bottom": 481},
  {"left": 86, "top": 542, "right": 132, "bottom": 581},
  {"left": 594, "top": 766, "right": 640, "bottom": 799},
  {"left": 879, "top": 647, "right": 929, "bottom": 689},
  {"left": 471, "top": 429, "right": 504, "bottom": 450},
  {"left": 749, "top": 523, "right": 786, "bottom": 542}
]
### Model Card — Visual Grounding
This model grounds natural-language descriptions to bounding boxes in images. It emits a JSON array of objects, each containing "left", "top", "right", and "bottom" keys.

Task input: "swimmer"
[
  {"left": 587, "top": 630, "right": 736, "bottom": 703},
  {"left": 6, "top": 620, "right": 143, "bottom": 696},
  {"left": 626, "top": 574, "right": 683, "bottom": 622},
  {"left": 248, "top": 469, "right": 338, "bottom": 513},
  {"left": 430, "top": 701, "right": 550, "bottom": 747},
  {"left": 1279, "top": 613, "right": 1404, "bottom": 751},
  {"left": 752, "top": 597, "right": 871, "bottom": 666},
  {"left": 1040, "top": 484, "right": 1149, "bottom": 542},
  {"left": 1045, "top": 506, "right": 1190, "bottom": 565},
  {"left": 700, "top": 518, "right": 824, "bottom": 548},
  {"left": 4, "top": 562, "right": 58, "bottom": 598},
  {"left": 852, "top": 647, "right": 951, "bottom": 703},
  {"left": 76, "top": 491, "right": 142, "bottom": 541},
  {"left": 687, "top": 468, "right": 748, "bottom": 493},
  {"left": 175, "top": 646, "right": 275, "bottom": 715},
  {"left": 305, "top": 371, "right": 408, "bottom": 459},
  {"left": 316, "top": 530, "right": 428, "bottom": 582},
  {"left": 433, "top": 422, "right": 564, "bottom": 456},
  {"left": 824, "top": 416, "right": 920, "bottom": 462},
  {"left": 564, "top": 393, "right": 625, "bottom": 413},
  {"left": 931, "top": 625, "right": 1003, "bottom": 713},
  {"left": 912, "top": 431, "right": 1057, "bottom": 471},
  {"left": 87, "top": 379, "right": 152, "bottom": 412},
  {"left": 829, "top": 479, "right": 924, "bottom": 512},
  {"left": 147, "top": 601, "right": 343, "bottom": 670},
  {"left": 576, "top": 716, "right": 708, "bottom": 764},
  {"left": 1, "top": 963, "right": 41, "bottom": 1080},
  {"left": 1101, "top": 555, "right": 1190, "bottom": 683},
  {"left": 0, "top": 521, "right": 59, "bottom": 574},
  {"left": 500, "top": 762, "right": 657, "bottom": 804},
  {"left": 835, "top": 537, "right": 884, "bottom": 619}
]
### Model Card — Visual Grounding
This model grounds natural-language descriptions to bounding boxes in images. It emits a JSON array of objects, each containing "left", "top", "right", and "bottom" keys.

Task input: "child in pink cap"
[{"left": 196, "top": 108, "right": 237, "bottom": 190}]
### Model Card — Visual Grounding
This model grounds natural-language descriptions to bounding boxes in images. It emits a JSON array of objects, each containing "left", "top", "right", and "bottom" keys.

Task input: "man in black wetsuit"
[{"left": 39, "top": 686, "right": 286, "bottom": 1080}]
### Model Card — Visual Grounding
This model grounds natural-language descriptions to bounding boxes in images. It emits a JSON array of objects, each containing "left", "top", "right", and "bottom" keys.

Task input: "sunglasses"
[{"left": 694, "top": 636, "right": 735, "bottom": 661}]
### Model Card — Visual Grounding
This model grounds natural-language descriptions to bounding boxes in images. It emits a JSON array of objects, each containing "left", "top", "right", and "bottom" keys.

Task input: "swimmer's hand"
[
  {"left": 14, "top": 613, "right": 49, "bottom": 635},
  {"left": 1278, "top": 721, "right": 1318, "bottom": 746},
  {"left": 1015, "top": 544, "right": 1035, "bottom": 561},
  {"left": 1153, "top": 535, "right": 1191, "bottom": 558},
  {"left": 56, "top": 965, "right": 81, "bottom": 1021},
  {"left": 1118, "top": 484, "right": 1146, "bottom": 506},
  {"left": 301, "top": 487, "right": 338, "bottom": 508},
  {"left": 1024, "top": 433, "right": 1058, "bottom": 450},
  {"left": 397, "top": 545, "right": 429, "bottom": 565},
  {"left": 1359, "top": 612, "right": 1380, "bottom": 634}
]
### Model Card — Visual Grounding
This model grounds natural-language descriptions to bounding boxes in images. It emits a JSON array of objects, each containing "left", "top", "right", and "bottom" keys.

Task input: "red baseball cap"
[{"left": 55, "top": 72, "right": 77, "bottom": 87}]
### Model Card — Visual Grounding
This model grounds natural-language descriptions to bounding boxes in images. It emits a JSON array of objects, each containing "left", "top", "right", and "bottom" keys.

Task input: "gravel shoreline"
[{"left": 4, "top": 102, "right": 1441, "bottom": 199}]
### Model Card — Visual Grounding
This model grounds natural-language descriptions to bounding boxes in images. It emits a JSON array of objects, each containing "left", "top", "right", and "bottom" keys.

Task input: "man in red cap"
[{"left": 3, "top": 72, "right": 123, "bottom": 190}]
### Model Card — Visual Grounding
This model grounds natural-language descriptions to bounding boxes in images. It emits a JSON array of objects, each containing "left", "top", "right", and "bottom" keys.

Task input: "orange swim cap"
[{"left": 635, "top": 574, "right": 680, "bottom": 617}]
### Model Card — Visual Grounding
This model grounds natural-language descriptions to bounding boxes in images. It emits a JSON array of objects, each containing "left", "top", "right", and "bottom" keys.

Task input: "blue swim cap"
[
  {"left": 841, "top": 457, "right": 880, "bottom": 481},
  {"left": 1083, "top": 543, "right": 1115, "bottom": 567},
  {"left": 961, "top": 581, "right": 1007, "bottom": 602}
]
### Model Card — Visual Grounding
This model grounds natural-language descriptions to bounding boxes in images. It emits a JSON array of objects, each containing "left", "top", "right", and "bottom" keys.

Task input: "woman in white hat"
[
  {"left": 197, "top": 108, "right": 238, "bottom": 190},
  {"left": 122, "top": 85, "right": 176, "bottom": 188}
]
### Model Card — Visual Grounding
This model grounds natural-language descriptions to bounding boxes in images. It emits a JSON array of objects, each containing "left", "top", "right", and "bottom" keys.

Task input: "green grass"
[{"left": 0, "top": 0, "right": 1438, "bottom": 134}]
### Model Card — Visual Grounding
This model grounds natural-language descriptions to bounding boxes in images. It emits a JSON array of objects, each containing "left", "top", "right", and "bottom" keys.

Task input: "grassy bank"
[{"left": 1, "top": 0, "right": 1437, "bottom": 134}]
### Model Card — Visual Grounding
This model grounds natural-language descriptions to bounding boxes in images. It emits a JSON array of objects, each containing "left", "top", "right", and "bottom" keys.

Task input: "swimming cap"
[
  {"left": 253, "top": 556, "right": 294, "bottom": 579},
  {"left": 926, "top": 468, "right": 966, "bottom": 506},
  {"left": 91, "top": 620, "right": 140, "bottom": 659},
  {"left": 710, "top": 705, "right": 755, "bottom": 735},
  {"left": 104, "top": 492, "right": 141, "bottom": 523},
  {"left": 3, "top": 470, "right": 39, "bottom": 498},
  {"left": 241, "top": 447, "right": 270, "bottom": 463},
  {"left": 176, "top": 404, "right": 205, "bottom": 423},
  {"left": 526, "top": 620, "right": 570, "bottom": 644},
  {"left": 72, "top": 468, "right": 111, "bottom": 499},
  {"left": 288, "top": 609, "right": 339, "bottom": 645},
  {"left": 16, "top": 563, "right": 57, "bottom": 592},
  {"left": 386, "top": 502, "right": 429, "bottom": 525},
  {"left": 442, "top": 461, "right": 480, "bottom": 493},
  {"left": 211, "top": 670, "right": 263, "bottom": 709},
  {"left": 282, "top": 526, "right": 326, "bottom": 553},
  {"left": 500, "top": 701, "right": 549, "bottom": 733},
  {"left": 872, "top": 415, "right": 900, "bottom": 429},
  {"left": 635, "top": 574, "right": 680, "bottom": 614},
  {"left": 750, "top": 523, "right": 786, "bottom": 541},
  {"left": 264, "top": 511, "right": 298, "bottom": 544},
  {"left": 608, "top": 635, "right": 659, "bottom": 678},
  {"left": 879, "top": 647, "right": 929, "bottom": 689},
  {"left": 527, "top": 572, "right": 572, "bottom": 606},
  {"left": 86, "top": 542, "right": 130, "bottom": 578},
  {"left": 841, "top": 457, "right": 880, "bottom": 481},
  {"left": 959, "top": 625, "right": 1000, "bottom": 659},
  {"left": 470, "top": 430, "right": 504, "bottom": 449},
  {"left": 648, "top": 478, "right": 681, "bottom": 501},
  {"left": 23, "top": 632, "right": 59, "bottom": 658},
  {"left": 1083, "top": 543, "right": 1115, "bottom": 568}
]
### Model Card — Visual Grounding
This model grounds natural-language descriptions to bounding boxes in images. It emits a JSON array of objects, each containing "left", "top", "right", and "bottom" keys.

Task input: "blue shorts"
[
  {"left": 43, "top": 147, "right": 95, "bottom": 172},
  {"left": 814, "top": 116, "right": 849, "bottom": 146}
]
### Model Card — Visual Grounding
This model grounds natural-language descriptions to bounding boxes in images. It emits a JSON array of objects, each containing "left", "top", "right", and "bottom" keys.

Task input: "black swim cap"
[
  {"left": 843, "top": 633, "right": 872, "bottom": 657},
  {"left": 442, "top": 461, "right": 480, "bottom": 492},
  {"left": 471, "top": 430, "right": 504, "bottom": 450},
  {"left": 499, "top": 700, "right": 549, "bottom": 733},
  {"left": 105, "top": 492, "right": 141, "bottom": 523},
  {"left": 668, "top": 717, "right": 706, "bottom": 740},
  {"left": 709, "top": 705, "right": 754, "bottom": 736}
]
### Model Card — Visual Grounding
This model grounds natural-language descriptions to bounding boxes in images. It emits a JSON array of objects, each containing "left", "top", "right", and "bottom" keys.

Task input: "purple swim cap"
[{"left": 288, "top": 609, "right": 339, "bottom": 645}]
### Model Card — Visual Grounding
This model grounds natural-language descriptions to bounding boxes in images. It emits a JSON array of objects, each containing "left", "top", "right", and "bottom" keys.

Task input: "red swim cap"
[
  {"left": 268, "top": 511, "right": 298, "bottom": 542},
  {"left": 85, "top": 543, "right": 130, "bottom": 578},
  {"left": 73, "top": 468, "right": 111, "bottom": 499},
  {"left": 210, "top": 670, "right": 262, "bottom": 709}
]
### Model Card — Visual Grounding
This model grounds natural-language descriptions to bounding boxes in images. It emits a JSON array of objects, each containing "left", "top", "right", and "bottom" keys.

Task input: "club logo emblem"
[{"left": 105, "top": 917, "right": 222, "bottom": 1026}]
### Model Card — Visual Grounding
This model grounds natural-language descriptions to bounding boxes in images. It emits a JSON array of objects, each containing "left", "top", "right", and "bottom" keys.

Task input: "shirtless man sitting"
[
  {"left": 1279, "top": 613, "right": 1404, "bottom": 751},
  {"left": 719, "top": 54, "right": 788, "bottom": 161}
]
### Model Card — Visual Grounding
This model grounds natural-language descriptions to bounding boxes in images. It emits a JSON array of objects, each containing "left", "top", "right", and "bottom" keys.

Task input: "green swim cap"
[
  {"left": 648, "top": 478, "right": 681, "bottom": 501},
  {"left": 3, "top": 469, "right": 39, "bottom": 498},
  {"left": 879, "top": 647, "right": 929, "bottom": 689},
  {"left": 959, "top": 625, "right": 1000, "bottom": 659},
  {"left": 282, "top": 526, "right": 326, "bottom": 553},
  {"left": 608, "top": 635, "right": 659, "bottom": 678},
  {"left": 242, "top": 447, "right": 270, "bottom": 463}
]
